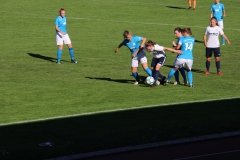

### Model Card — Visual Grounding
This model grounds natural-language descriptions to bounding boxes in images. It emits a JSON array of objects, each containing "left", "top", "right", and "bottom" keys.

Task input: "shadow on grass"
[
  {"left": 85, "top": 75, "right": 149, "bottom": 86},
  {"left": 166, "top": 6, "right": 187, "bottom": 9},
  {"left": 164, "top": 65, "right": 213, "bottom": 74},
  {"left": 1, "top": 98, "right": 240, "bottom": 159},
  {"left": 27, "top": 53, "right": 68, "bottom": 63}
]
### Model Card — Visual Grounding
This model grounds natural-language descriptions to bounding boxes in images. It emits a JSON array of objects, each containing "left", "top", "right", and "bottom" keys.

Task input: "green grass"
[{"left": 0, "top": 0, "right": 240, "bottom": 158}]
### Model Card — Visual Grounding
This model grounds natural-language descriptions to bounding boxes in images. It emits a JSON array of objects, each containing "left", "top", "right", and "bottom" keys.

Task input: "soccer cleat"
[
  {"left": 156, "top": 80, "right": 160, "bottom": 85},
  {"left": 204, "top": 71, "right": 210, "bottom": 75},
  {"left": 71, "top": 59, "right": 78, "bottom": 64},
  {"left": 165, "top": 80, "right": 170, "bottom": 84},
  {"left": 133, "top": 81, "right": 139, "bottom": 85},
  {"left": 217, "top": 72, "right": 223, "bottom": 76},
  {"left": 173, "top": 81, "right": 180, "bottom": 85},
  {"left": 57, "top": 61, "right": 62, "bottom": 64},
  {"left": 160, "top": 76, "right": 166, "bottom": 85},
  {"left": 187, "top": 7, "right": 192, "bottom": 10},
  {"left": 189, "top": 84, "right": 194, "bottom": 88},
  {"left": 150, "top": 84, "right": 155, "bottom": 88}
]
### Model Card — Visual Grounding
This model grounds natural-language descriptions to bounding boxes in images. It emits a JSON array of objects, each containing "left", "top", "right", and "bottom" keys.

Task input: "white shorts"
[
  {"left": 218, "top": 21, "right": 224, "bottom": 29},
  {"left": 173, "top": 57, "right": 185, "bottom": 68},
  {"left": 131, "top": 56, "right": 147, "bottom": 67},
  {"left": 174, "top": 58, "right": 193, "bottom": 70},
  {"left": 56, "top": 32, "right": 71, "bottom": 45}
]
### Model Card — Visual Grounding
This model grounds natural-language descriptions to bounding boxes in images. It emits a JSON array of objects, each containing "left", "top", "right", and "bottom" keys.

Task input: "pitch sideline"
[{"left": 0, "top": 96, "right": 239, "bottom": 127}]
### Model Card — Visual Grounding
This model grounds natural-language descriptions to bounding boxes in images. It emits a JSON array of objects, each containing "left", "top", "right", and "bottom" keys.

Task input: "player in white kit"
[{"left": 203, "top": 17, "right": 230, "bottom": 76}]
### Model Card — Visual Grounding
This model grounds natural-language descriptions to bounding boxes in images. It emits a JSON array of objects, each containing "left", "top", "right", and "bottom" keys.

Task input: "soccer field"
[
  {"left": 0, "top": 0, "right": 240, "bottom": 158},
  {"left": 1, "top": 0, "right": 239, "bottom": 125}
]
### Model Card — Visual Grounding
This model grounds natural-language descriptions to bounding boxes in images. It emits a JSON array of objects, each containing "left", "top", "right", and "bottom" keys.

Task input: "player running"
[
  {"left": 166, "top": 28, "right": 195, "bottom": 88},
  {"left": 172, "top": 27, "right": 187, "bottom": 85},
  {"left": 210, "top": 0, "right": 226, "bottom": 45},
  {"left": 55, "top": 8, "right": 77, "bottom": 64},
  {"left": 203, "top": 17, "right": 231, "bottom": 76},
  {"left": 145, "top": 40, "right": 181, "bottom": 87},
  {"left": 114, "top": 30, "right": 152, "bottom": 85}
]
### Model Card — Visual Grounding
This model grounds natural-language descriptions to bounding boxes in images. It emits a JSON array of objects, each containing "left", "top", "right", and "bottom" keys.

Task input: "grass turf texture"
[{"left": 0, "top": 0, "right": 240, "bottom": 158}]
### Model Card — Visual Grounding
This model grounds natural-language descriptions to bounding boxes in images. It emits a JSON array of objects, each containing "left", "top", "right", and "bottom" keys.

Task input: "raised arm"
[
  {"left": 114, "top": 43, "right": 123, "bottom": 53},
  {"left": 140, "top": 37, "right": 146, "bottom": 48},
  {"left": 163, "top": 47, "right": 182, "bottom": 54}
]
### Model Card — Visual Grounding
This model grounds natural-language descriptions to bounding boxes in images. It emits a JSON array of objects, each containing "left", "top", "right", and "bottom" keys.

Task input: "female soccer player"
[
  {"left": 203, "top": 17, "right": 231, "bottom": 76},
  {"left": 145, "top": 40, "right": 181, "bottom": 87},
  {"left": 55, "top": 8, "right": 77, "bottom": 64},
  {"left": 188, "top": 0, "right": 196, "bottom": 10},
  {"left": 210, "top": 0, "right": 226, "bottom": 45},
  {"left": 114, "top": 30, "right": 152, "bottom": 85},
  {"left": 166, "top": 28, "right": 195, "bottom": 88},
  {"left": 172, "top": 27, "right": 187, "bottom": 85}
]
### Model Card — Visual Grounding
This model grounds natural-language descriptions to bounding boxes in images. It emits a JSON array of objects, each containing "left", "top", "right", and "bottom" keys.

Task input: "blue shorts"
[
  {"left": 206, "top": 47, "right": 221, "bottom": 58},
  {"left": 151, "top": 57, "right": 166, "bottom": 68}
]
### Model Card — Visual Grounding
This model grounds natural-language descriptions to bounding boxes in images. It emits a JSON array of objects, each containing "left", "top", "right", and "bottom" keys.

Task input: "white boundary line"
[
  {"left": 0, "top": 96, "right": 239, "bottom": 127},
  {"left": 174, "top": 150, "right": 240, "bottom": 160},
  {"left": 1, "top": 11, "right": 240, "bottom": 31},
  {"left": 46, "top": 131, "right": 240, "bottom": 160}
]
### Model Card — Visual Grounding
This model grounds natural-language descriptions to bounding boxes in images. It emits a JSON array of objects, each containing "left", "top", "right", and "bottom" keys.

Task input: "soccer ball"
[{"left": 145, "top": 76, "right": 155, "bottom": 85}]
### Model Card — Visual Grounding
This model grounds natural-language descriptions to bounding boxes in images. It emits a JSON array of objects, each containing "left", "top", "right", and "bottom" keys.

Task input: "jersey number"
[{"left": 185, "top": 43, "right": 193, "bottom": 51}]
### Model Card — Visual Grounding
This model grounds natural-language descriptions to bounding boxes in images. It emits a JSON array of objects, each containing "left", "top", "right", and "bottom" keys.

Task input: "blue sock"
[
  {"left": 167, "top": 68, "right": 176, "bottom": 81},
  {"left": 187, "top": 71, "right": 193, "bottom": 85},
  {"left": 145, "top": 68, "right": 152, "bottom": 76},
  {"left": 57, "top": 49, "right": 62, "bottom": 62},
  {"left": 132, "top": 72, "right": 139, "bottom": 82},
  {"left": 157, "top": 70, "right": 163, "bottom": 79},
  {"left": 206, "top": 61, "right": 210, "bottom": 71},
  {"left": 222, "top": 36, "right": 225, "bottom": 44},
  {"left": 69, "top": 48, "right": 75, "bottom": 60},
  {"left": 174, "top": 70, "right": 180, "bottom": 83},
  {"left": 216, "top": 61, "right": 220, "bottom": 72},
  {"left": 153, "top": 70, "right": 159, "bottom": 84},
  {"left": 179, "top": 68, "right": 187, "bottom": 83}
]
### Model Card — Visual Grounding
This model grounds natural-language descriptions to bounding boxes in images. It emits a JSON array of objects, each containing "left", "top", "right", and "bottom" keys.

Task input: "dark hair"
[
  {"left": 123, "top": 30, "right": 132, "bottom": 38},
  {"left": 210, "top": 17, "right": 218, "bottom": 26},
  {"left": 59, "top": 8, "right": 65, "bottom": 14},
  {"left": 174, "top": 27, "right": 182, "bottom": 33},
  {"left": 145, "top": 40, "right": 156, "bottom": 47},
  {"left": 182, "top": 28, "right": 192, "bottom": 35}
]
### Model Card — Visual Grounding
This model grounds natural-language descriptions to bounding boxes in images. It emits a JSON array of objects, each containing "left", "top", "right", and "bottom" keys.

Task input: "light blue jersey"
[
  {"left": 178, "top": 36, "right": 195, "bottom": 60},
  {"left": 211, "top": 3, "right": 225, "bottom": 22},
  {"left": 121, "top": 36, "right": 143, "bottom": 56},
  {"left": 55, "top": 16, "right": 67, "bottom": 34}
]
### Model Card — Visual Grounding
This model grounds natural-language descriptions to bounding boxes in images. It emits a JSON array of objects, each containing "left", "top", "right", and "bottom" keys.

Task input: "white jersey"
[
  {"left": 204, "top": 26, "right": 224, "bottom": 48},
  {"left": 147, "top": 44, "right": 166, "bottom": 58}
]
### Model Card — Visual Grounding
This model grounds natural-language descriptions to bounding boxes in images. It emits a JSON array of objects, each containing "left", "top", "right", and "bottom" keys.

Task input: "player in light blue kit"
[
  {"left": 115, "top": 30, "right": 152, "bottom": 85},
  {"left": 166, "top": 28, "right": 195, "bottom": 88},
  {"left": 55, "top": 8, "right": 77, "bottom": 64},
  {"left": 210, "top": 0, "right": 226, "bottom": 45}
]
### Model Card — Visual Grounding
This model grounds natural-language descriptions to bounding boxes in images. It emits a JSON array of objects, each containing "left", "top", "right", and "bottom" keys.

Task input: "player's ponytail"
[
  {"left": 123, "top": 30, "right": 132, "bottom": 39},
  {"left": 59, "top": 8, "right": 65, "bottom": 15},
  {"left": 182, "top": 28, "right": 193, "bottom": 36},
  {"left": 145, "top": 40, "right": 156, "bottom": 47}
]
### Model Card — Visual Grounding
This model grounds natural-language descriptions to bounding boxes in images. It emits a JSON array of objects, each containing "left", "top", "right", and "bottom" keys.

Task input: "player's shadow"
[
  {"left": 164, "top": 65, "right": 213, "bottom": 74},
  {"left": 166, "top": 6, "right": 187, "bottom": 9},
  {"left": 27, "top": 53, "right": 68, "bottom": 63},
  {"left": 85, "top": 77, "right": 135, "bottom": 84},
  {"left": 85, "top": 75, "right": 149, "bottom": 86}
]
